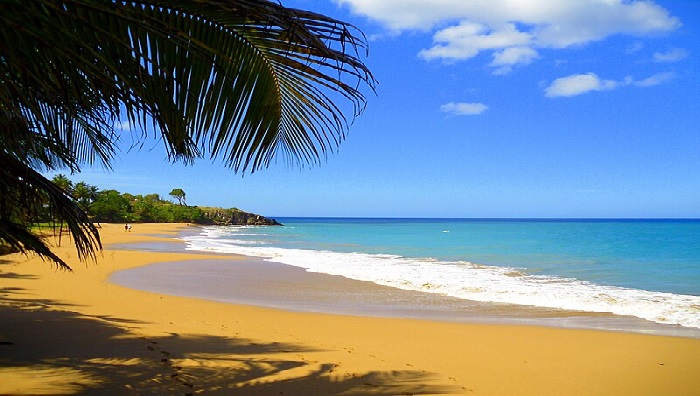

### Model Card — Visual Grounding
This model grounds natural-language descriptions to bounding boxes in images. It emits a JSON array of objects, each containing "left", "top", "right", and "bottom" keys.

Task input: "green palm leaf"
[{"left": 0, "top": 0, "right": 375, "bottom": 268}]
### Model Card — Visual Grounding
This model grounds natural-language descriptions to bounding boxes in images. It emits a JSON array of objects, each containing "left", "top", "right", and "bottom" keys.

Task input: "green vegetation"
[
  {"left": 47, "top": 175, "right": 279, "bottom": 226},
  {"left": 0, "top": 1, "right": 374, "bottom": 269}
]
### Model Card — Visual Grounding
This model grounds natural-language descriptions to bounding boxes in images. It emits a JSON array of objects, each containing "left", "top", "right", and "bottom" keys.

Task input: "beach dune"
[{"left": 1, "top": 223, "right": 699, "bottom": 395}]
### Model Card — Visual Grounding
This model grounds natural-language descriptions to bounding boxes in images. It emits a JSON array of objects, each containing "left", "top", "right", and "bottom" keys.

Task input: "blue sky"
[{"left": 51, "top": 0, "right": 700, "bottom": 218}]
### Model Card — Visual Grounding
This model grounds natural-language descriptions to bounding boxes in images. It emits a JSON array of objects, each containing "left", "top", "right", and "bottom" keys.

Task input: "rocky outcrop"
[{"left": 198, "top": 208, "right": 282, "bottom": 226}]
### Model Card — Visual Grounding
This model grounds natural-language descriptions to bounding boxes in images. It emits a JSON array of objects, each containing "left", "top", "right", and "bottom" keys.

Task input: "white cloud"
[
  {"left": 419, "top": 22, "right": 532, "bottom": 62},
  {"left": 634, "top": 72, "right": 674, "bottom": 87},
  {"left": 338, "top": 0, "right": 680, "bottom": 72},
  {"left": 115, "top": 121, "right": 132, "bottom": 131},
  {"left": 545, "top": 73, "right": 618, "bottom": 97},
  {"left": 440, "top": 102, "right": 489, "bottom": 116},
  {"left": 653, "top": 48, "right": 688, "bottom": 63},
  {"left": 490, "top": 47, "right": 539, "bottom": 75},
  {"left": 545, "top": 71, "right": 674, "bottom": 97}
]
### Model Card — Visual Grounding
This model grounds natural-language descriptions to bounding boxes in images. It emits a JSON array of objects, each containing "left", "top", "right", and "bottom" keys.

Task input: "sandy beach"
[{"left": 2, "top": 223, "right": 700, "bottom": 395}]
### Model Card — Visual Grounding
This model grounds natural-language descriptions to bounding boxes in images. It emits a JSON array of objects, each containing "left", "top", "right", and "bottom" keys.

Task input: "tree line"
[{"left": 50, "top": 174, "right": 206, "bottom": 224}]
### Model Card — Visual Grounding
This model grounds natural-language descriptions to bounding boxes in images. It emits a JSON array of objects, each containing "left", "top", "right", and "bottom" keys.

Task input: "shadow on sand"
[{"left": 0, "top": 284, "right": 458, "bottom": 395}]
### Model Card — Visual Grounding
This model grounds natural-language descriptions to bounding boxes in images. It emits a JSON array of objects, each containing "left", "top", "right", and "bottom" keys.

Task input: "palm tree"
[
  {"left": 0, "top": 0, "right": 375, "bottom": 270},
  {"left": 52, "top": 174, "right": 74, "bottom": 195},
  {"left": 72, "top": 182, "right": 99, "bottom": 213}
]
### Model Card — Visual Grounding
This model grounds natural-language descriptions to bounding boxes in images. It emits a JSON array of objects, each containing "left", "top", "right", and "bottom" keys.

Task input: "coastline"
[
  {"left": 2, "top": 223, "right": 700, "bottom": 394},
  {"left": 111, "top": 256, "right": 700, "bottom": 339}
]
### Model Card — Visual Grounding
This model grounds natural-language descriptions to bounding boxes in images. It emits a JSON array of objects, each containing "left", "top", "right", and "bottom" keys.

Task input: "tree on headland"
[
  {"left": 0, "top": 0, "right": 375, "bottom": 269},
  {"left": 38, "top": 175, "right": 272, "bottom": 225},
  {"left": 169, "top": 189, "right": 187, "bottom": 206}
]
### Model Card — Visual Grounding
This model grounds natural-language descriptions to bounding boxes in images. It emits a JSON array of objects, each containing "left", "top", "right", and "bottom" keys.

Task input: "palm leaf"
[
  {"left": 0, "top": 0, "right": 375, "bottom": 267},
  {"left": 0, "top": 152, "right": 101, "bottom": 270}
]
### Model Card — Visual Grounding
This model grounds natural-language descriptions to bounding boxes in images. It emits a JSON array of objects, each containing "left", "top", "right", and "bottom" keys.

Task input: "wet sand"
[
  {"left": 2, "top": 223, "right": 700, "bottom": 395},
  {"left": 111, "top": 255, "right": 700, "bottom": 338}
]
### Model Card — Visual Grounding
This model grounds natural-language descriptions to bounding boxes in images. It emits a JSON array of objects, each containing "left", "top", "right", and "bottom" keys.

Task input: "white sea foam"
[{"left": 183, "top": 227, "right": 700, "bottom": 329}]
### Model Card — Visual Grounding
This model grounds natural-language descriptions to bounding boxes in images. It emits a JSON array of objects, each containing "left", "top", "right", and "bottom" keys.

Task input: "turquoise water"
[{"left": 182, "top": 218, "right": 700, "bottom": 328}]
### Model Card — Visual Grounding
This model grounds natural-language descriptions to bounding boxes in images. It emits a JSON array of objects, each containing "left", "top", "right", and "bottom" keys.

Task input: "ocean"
[{"left": 176, "top": 218, "right": 700, "bottom": 332}]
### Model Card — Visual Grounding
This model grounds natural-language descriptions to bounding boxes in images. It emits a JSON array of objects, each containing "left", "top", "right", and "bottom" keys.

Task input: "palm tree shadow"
[
  {"left": 0, "top": 302, "right": 459, "bottom": 395},
  {"left": 223, "top": 366, "right": 456, "bottom": 395},
  {"left": 0, "top": 260, "right": 39, "bottom": 280}
]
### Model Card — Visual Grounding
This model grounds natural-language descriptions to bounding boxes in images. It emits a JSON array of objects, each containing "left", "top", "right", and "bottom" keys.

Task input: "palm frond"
[
  {"left": 0, "top": 152, "right": 101, "bottom": 270},
  {"left": 0, "top": 0, "right": 375, "bottom": 267}
]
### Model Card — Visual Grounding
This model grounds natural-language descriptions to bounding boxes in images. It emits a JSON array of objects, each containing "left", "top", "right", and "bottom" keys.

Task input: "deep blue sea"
[{"left": 182, "top": 218, "right": 700, "bottom": 329}]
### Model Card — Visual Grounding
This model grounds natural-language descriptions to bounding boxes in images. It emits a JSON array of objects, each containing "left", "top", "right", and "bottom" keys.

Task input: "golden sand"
[{"left": 1, "top": 223, "right": 699, "bottom": 395}]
